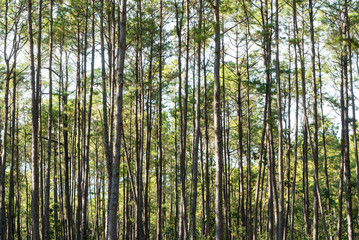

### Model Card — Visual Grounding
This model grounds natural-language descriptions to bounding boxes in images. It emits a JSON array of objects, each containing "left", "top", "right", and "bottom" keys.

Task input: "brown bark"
[
  {"left": 189, "top": 0, "right": 202, "bottom": 237},
  {"left": 203, "top": 19, "right": 210, "bottom": 238},
  {"left": 157, "top": 1, "right": 164, "bottom": 239},
  {"left": 289, "top": 1, "right": 299, "bottom": 238},
  {"left": 175, "top": 0, "right": 188, "bottom": 238},
  {"left": 275, "top": 0, "right": 284, "bottom": 236},
  {"left": 100, "top": 0, "right": 111, "bottom": 236},
  {"left": 308, "top": 1, "right": 319, "bottom": 238},
  {"left": 144, "top": 29, "right": 154, "bottom": 240},
  {"left": 342, "top": 2, "right": 354, "bottom": 238},
  {"left": 44, "top": 0, "right": 54, "bottom": 237},
  {"left": 213, "top": 0, "right": 224, "bottom": 238},
  {"left": 107, "top": 0, "right": 127, "bottom": 238},
  {"left": 0, "top": 0, "right": 11, "bottom": 237},
  {"left": 28, "top": 0, "right": 41, "bottom": 238}
]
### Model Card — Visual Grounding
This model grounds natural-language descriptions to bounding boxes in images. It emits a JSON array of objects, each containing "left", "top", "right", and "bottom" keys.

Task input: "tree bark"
[
  {"left": 308, "top": 1, "right": 319, "bottom": 238},
  {"left": 203, "top": 18, "right": 211, "bottom": 238},
  {"left": 213, "top": 0, "right": 224, "bottom": 238},
  {"left": 157, "top": 1, "right": 164, "bottom": 239},
  {"left": 341, "top": 3, "right": 354, "bottom": 237},
  {"left": 175, "top": 0, "right": 188, "bottom": 238},
  {"left": 28, "top": 0, "right": 41, "bottom": 238},
  {"left": 100, "top": 0, "right": 112, "bottom": 236},
  {"left": 107, "top": 0, "right": 127, "bottom": 238},
  {"left": 275, "top": 0, "right": 284, "bottom": 237},
  {"left": 0, "top": 0, "right": 11, "bottom": 237},
  {"left": 189, "top": 0, "right": 202, "bottom": 238},
  {"left": 44, "top": 0, "right": 54, "bottom": 237},
  {"left": 290, "top": 1, "right": 299, "bottom": 238}
]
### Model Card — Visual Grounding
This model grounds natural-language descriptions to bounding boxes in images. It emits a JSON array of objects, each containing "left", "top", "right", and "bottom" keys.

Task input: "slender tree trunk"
[
  {"left": 203, "top": 19, "right": 211, "bottom": 238},
  {"left": 308, "top": 1, "right": 319, "bottom": 238},
  {"left": 15, "top": 108, "right": 21, "bottom": 240},
  {"left": 44, "top": 0, "right": 54, "bottom": 237},
  {"left": 261, "top": 0, "right": 276, "bottom": 238},
  {"left": 275, "top": 0, "right": 284, "bottom": 237},
  {"left": 0, "top": 1, "right": 11, "bottom": 237},
  {"left": 213, "top": 0, "right": 224, "bottom": 238},
  {"left": 108, "top": 0, "right": 126, "bottom": 238},
  {"left": 100, "top": 0, "right": 111, "bottom": 237},
  {"left": 342, "top": 3, "right": 353, "bottom": 237},
  {"left": 220, "top": 20, "right": 231, "bottom": 240},
  {"left": 38, "top": 3, "right": 43, "bottom": 239},
  {"left": 189, "top": 0, "right": 202, "bottom": 237},
  {"left": 283, "top": 25, "right": 292, "bottom": 240},
  {"left": 200, "top": 136, "right": 205, "bottom": 237},
  {"left": 53, "top": 138, "right": 58, "bottom": 239},
  {"left": 175, "top": 0, "right": 187, "bottom": 238},
  {"left": 82, "top": 1, "right": 96, "bottom": 238},
  {"left": 182, "top": 0, "right": 190, "bottom": 236},
  {"left": 290, "top": 1, "right": 299, "bottom": 238},
  {"left": 245, "top": 24, "right": 252, "bottom": 240},
  {"left": 299, "top": 9, "right": 310, "bottom": 236},
  {"left": 28, "top": 0, "right": 41, "bottom": 238},
  {"left": 157, "top": 1, "right": 164, "bottom": 239},
  {"left": 144, "top": 87, "right": 152, "bottom": 239},
  {"left": 75, "top": 22, "right": 83, "bottom": 240},
  {"left": 348, "top": 8, "right": 359, "bottom": 224},
  {"left": 80, "top": 1, "right": 90, "bottom": 238},
  {"left": 174, "top": 100, "right": 179, "bottom": 239},
  {"left": 8, "top": 48, "right": 17, "bottom": 240},
  {"left": 134, "top": 1, "right": 144, "bottom": 238},
  {"left": 252, "top": 2, "right": 270, "bottom": 239},
  {"left": 63, "top": 50, "right": 73, "bottom": 240},
  {"left": 144, "top": 30, "right": 154, "bottom": 240},
  {"left": 25, "top": 150, "right": 30, "bottom": 240},
  {"left": 6, "top": 4, "right": 21, "bottom": 239},
  {"left": 337, "top": 149, "right": 344, "bottom": 240}
]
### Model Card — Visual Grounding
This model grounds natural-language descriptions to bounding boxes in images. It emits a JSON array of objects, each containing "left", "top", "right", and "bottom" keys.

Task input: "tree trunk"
[
  {"left": 0, "top": 0, "right": 11, "bottom": 237},
  {"left": 213, "top": 0, "right": 224, "bottom": 238},
  {"left": 189, "top": 0, "right": 202, "bottom": 237},
  {"left": 341, "top": 3, "right": 354, "bottom": 237},
  {"left": 75, "top": 22, "right": 83, "bottom": 240},
  {"left": 8, "top": 51, "right": 17, "bottom": 240},
  {"left": 299, "top": 10, "right": 310, "bottom": 236},
  {"left": 157, "top": 1, "right": 163, "bottom": 239},
  {"left": 348, "top": 7, "right": 359, "bottom": 225},
  {"left": 275, "top": 0, "right": 284, "bottom": 237},
  {"left": 290, "top": 1, "right": 299, "bottom": 238},
  {"left": 107, "top": 0, "right": 126, "bottom": 238},
  {"left": 28, "top": 0, "right": 41, "bottom": 238},
  {"left": 175, "top": 0, "right": 188, "bottom": 238},
  {"left": 144, "top": 29, "right": 154, "bottom": 240},
  {"left": 309, "top": 1, "right": 319, "bottom": 238},
  {"left": 100, "top": 0, "right": 111, "bottom": 237},
  {"left": 203, "top": 18, "right": 211, "bottom": 238},
  {"left": 245, "top": 24, "right": 252, "bottom": 240},
  {"left": 44, "top": 0, "right": 53, "bottom": 237},
  {"left": 80, "top": 1, "right": 90, "bottom": 238},
  {"left": 63, "top": 50, "right": 74, "bottom": 240}
]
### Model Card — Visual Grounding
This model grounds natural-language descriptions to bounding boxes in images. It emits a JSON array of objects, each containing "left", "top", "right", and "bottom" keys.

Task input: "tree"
[
  {"left": 189, "top": 0, "right": 202, "bottom": 237},
  {"left": 107, "top": 0, "right": 127, "bottom": 238},
  {"left": 0, "top": 0, "right": 358, "bottom": 239},
  {"left": 213, "top": 0, "right": 224, "bottom": 238}
]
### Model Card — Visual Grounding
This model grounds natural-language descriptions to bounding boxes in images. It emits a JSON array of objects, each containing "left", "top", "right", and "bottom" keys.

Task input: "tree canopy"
[{"left": 0, "top": 0, "right": 359, "bottom": 239}]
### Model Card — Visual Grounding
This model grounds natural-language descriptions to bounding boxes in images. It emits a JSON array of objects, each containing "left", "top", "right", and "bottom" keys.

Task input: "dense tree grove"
[{"left": 1, "top": 0, "right": 359, "bottom": 239}]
